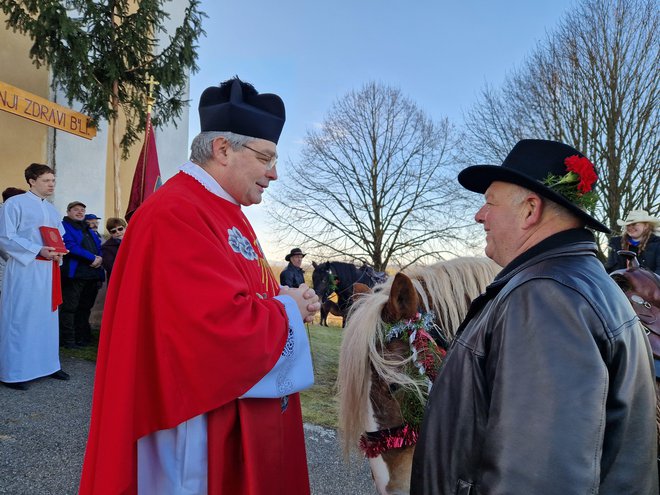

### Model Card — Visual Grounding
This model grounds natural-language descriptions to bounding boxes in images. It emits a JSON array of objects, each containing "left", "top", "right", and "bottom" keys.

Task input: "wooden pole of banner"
[
  {"left": 112, "top": 74, "right": 159, "bottom": 217},
  {"left": 138, "top": 74, "right": 159, "bottom": 203},
  {"left": 112, "top": 81, "right": 121, "bottom": 217}
]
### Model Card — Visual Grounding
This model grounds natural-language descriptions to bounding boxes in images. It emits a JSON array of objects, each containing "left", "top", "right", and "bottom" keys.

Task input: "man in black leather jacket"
[
  {"left": 280, "top": 248, "right": 306, "bottom": 288},
  {"left": 411, "top": 140, "right": 657, "bottom": 494}
]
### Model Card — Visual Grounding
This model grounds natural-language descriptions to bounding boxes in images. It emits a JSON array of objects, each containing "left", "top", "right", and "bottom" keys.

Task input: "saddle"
[
  {"left": 610, "top": 251, "right": 660, "bottom": 360},
  {"left": 359, "top": 265, "right": 388, "bottom": 286}
]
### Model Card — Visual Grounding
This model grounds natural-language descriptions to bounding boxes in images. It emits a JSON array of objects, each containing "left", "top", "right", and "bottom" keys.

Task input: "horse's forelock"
[{"left": 338, "top": 281, "right": 392, "bottom": 457}]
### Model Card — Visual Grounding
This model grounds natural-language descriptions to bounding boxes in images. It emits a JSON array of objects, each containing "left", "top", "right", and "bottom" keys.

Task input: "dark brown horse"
[
  {"left": 320, "top": 299, "right": 342, "bottom": 326},
  {"left": 312, "top": 261, "right": 386, "bottom": 327}
]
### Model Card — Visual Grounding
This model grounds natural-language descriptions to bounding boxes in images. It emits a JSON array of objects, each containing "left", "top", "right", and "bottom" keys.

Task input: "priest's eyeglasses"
[
  {"left": 241, "top": 144, "right": 278, "bottom": 170},
  {"left": 109, "top": 226, "right": 125, "bottom": 234}
]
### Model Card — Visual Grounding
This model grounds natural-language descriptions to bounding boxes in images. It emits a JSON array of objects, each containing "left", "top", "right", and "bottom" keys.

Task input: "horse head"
[
  {"left": 338, "top": 258, "right": 500, "bottom": 495},
  {"left": 312, "top": 261, "right": 336, "bottom": 302},
  {"left": 339, "top": 272, "right": 446, "bottom": 495},
  {"left": 366, "top": 273, "right": 440, "bottom": 494}
]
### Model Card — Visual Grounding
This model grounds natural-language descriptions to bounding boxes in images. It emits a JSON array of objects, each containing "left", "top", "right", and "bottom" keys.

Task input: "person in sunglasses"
[
  {"left": 80, "top": 77, "right": 320, "bottom": 495},
  {"left": 100, "top": 217, "right": 126, "bottom": 283}
]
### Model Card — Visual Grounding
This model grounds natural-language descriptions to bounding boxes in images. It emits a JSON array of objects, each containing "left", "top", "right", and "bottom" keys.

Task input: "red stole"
[{"left": 35, "top": 256, "right": 62, "bottom": 311}]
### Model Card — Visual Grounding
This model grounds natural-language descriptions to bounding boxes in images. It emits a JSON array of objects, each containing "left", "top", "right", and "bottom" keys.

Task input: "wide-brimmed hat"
[
  {"left": 458, "top": 139, "right": 610, "bottom": 233},
  {"left": 616, "top": 209, "right": 660, "bottom": 228},
  {"left": 285, "top": 248, "right": 306, "bottom": 262},
  {"left": 198, "top": 77, "right": 285, "bottom": 144}
]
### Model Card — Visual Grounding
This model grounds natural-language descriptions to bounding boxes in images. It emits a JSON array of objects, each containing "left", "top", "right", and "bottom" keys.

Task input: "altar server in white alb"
[{"left": 0, "top": 163, "right": 70, "bottom": 390}]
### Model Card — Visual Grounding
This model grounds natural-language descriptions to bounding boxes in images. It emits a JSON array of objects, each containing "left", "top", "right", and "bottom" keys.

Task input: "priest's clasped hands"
[{"left": 279, "top": 283, "right": 321, "bottom": 323}]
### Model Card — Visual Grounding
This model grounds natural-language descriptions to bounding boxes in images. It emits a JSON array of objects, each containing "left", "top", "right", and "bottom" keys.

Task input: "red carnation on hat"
[
  {"left": 564, "top": 155, "right": 598, "bottom": 194},
  {"left": 542, "top": 154, "right": 599, "bottom": 210}
]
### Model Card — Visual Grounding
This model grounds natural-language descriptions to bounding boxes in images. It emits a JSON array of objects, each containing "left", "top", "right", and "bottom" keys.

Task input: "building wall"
[
  {"left": 0, "top": 12, "right": 50, "bottom": 193},
  {"left": 0, "top": 2, "right": 190, "bottom": 229},
  {"left": 52, "top": 95, "right": 110, "bottom": 219},
  {"left": 156, "top": 0, "right": 191, "bottom": 181}
]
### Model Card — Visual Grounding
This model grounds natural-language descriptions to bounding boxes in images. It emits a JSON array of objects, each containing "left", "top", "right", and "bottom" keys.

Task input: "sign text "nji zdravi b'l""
[{"left": 0, "top": 81, "right": 96, "bottom": 139}]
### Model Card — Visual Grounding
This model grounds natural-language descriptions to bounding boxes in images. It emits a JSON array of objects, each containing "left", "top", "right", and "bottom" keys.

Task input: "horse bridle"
[
  {"left": 323, "top": 263, "right": 369, "bottom": 300},
  {"left": 358, "top": 311, "right": 448, "bottom": 457}
]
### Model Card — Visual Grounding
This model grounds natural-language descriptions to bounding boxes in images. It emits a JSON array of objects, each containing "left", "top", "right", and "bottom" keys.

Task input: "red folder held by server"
[
  {"left": 39, "top": 226, "right": 67, "bottom": 254},
  {"left": 38, "top": 226, "right": 65, "bottom": 311}
]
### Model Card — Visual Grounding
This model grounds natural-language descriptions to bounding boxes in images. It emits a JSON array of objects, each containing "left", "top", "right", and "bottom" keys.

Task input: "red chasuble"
[{"left": 79, "top": 172, "right": 310, "bottom": 495}]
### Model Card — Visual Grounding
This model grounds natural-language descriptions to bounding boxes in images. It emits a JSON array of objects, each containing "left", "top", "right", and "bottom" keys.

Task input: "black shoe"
[
  {"left": 50, "top": 370, "right": 70, "bottom": 381},
  {"left": 3, "top": 381, "right": 29, "bottom": 390}
]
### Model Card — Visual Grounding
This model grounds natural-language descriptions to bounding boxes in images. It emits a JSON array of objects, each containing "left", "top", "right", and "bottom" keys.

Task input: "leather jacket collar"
[{"left": 456, "top": 229, "right": 598, "bottom": 338}]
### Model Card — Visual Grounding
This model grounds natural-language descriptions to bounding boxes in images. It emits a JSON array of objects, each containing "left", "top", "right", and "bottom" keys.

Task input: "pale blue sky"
[{"left": 187, "top": 0, "right": 576, "bottom": 261}]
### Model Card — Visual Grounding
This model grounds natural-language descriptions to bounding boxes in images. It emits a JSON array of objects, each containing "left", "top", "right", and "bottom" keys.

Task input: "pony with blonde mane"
[{"left": 338, "top": 257, "right": 500, "bottom": 494}]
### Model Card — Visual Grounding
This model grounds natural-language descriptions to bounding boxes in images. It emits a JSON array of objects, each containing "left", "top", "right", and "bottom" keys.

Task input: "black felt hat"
[
  {"left": 198, "top": 78, "right": 285, "bottom": 144},
  {"left": 285, "top": 248, "right": 306, "bottom": 262},
  {"left": 458, "top": 139, "right": 610, "bottom": 233}
]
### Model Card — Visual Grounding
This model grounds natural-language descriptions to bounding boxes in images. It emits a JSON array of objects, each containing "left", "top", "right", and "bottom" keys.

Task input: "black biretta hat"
[
  {"left": 198, "top": 77, "right": 286, "bottom": 144},
  {"left": 458, "top": 139, "right": 610, "bottom": 233}
]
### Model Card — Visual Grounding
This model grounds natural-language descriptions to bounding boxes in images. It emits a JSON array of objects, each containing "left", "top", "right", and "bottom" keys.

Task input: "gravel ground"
[{"left": 0, "top": 356, "right": 376, "bottom": 495}]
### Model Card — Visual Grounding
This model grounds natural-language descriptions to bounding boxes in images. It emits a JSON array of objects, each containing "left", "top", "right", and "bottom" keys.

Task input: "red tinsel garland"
[
  {"left": 411, "top": 328, "right": 446, "bottom": 383},
  {"left": 359, "top": 424, "right": 419, "bottom": 458}
]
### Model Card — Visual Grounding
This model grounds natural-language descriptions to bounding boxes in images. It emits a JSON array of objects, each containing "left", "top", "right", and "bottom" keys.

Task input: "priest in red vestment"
[{"left": 79, "top": 77, "right": 320, "bottom": 495}]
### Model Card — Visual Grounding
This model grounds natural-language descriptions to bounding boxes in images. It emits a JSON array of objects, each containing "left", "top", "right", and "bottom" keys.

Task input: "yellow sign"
[{"left": 0, "top": 80, "right": 96, "bottom": 139}]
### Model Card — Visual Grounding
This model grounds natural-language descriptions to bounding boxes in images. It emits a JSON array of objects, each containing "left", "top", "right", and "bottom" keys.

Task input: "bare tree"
[
  {"left": 270, "top": 82, "right": 475, "bottom": 271},
  {"left": 462, "top": 0, "right": 659, "bottom": 235}
]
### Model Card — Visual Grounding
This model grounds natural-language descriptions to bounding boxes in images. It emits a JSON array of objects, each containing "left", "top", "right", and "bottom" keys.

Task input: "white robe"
[{"left": 0, "top": 191, "right": 63, "bottom": 382}]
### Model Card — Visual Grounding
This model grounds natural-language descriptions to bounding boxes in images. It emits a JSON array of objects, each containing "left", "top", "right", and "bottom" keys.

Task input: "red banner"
[{"left": 126, "top": 115, "right": 162, "bottom": 220}]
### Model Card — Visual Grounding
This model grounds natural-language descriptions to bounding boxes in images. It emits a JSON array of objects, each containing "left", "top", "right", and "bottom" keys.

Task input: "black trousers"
[{"left": 59, "top": 278, "right": 100, "bottom": 346}]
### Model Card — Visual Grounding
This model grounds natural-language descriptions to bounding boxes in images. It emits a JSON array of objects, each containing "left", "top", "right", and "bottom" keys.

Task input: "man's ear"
[
  {"left": 521, "top": 193, "right": 544, "bottom": 228},
  {"left": 212, "top": 137, "right": 230, "bottom": 165}
]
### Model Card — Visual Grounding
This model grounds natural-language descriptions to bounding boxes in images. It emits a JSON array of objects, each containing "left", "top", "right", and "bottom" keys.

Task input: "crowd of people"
[
  {"left": 0, "top": 170, "right": 127, "bottom": 389},
  {"left": 0, "top": 76, "right": 658, "bottom": 494}
]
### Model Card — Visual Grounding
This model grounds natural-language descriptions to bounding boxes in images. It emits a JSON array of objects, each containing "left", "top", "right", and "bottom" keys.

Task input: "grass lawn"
[
  {"left": 62, "top": 321, "right": 344, "bottom": 428},
  {"left": 300, "top": 323, "right": 342, "bottom": 428}
]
